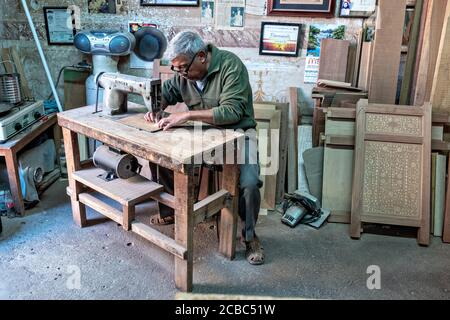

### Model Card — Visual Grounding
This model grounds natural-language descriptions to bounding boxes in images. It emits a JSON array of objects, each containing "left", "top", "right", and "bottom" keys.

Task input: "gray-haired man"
[{"left": 144, "top": 31, "right": 265, "bottom": 265}]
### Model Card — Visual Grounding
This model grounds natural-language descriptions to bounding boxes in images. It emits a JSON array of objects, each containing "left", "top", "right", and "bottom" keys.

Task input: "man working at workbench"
[{"left": 144, "top": 31, "right": 265, "bottom": 265}]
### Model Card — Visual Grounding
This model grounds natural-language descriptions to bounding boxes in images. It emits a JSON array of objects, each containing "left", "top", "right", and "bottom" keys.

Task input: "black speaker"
[{"left": 134, "top": 27, "right": 168, "bottom": 62}]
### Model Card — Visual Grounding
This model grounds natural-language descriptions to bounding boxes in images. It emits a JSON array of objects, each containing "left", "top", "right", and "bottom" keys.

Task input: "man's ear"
[{"left": 198, "top": 51, "right": 207, "bottom": 63}]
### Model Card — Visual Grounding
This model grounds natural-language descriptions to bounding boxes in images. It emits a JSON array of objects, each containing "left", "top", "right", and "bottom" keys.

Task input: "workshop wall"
[{"left": 0, "top": 0, "right": 364, "bottom": 104}]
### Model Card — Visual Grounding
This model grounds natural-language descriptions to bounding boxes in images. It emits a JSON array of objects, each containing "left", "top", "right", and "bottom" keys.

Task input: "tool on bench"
[{"left": 95, "top": 72, "right": 162, "bottom": 115}]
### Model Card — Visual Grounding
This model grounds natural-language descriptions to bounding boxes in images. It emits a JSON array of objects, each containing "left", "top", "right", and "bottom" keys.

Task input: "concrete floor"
[{"left": 1, "top": 179, "right": 450, "bottom": 300}]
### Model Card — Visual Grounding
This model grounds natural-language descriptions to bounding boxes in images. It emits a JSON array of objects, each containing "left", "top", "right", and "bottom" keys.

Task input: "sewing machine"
[
  {"left": 97, "top": 72, "right": 162, "bottom": 115},
  {"left": 74, "top": 27, "right": 167, "bottom": 115}
]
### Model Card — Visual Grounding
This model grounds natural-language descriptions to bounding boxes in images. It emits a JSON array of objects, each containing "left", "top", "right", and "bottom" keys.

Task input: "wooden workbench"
[
  {"left": 0, "top": 114, "right": 60, "bottom": 215},
  {"left": 57, "top": 103, "right": 243, "bottom": 292}
]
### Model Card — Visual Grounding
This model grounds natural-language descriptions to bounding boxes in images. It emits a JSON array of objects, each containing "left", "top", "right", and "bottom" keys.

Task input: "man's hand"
[
  {"left": 144, "top": 111, "right": 163, "bottom": 123},
  {"left": 157, "top": 112, "right": 190, "bottom": 131}
]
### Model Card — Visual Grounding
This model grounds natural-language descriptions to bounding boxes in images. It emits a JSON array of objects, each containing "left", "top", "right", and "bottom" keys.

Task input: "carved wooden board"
[
  {"left": 116, "top": 113, "right": 212, "bottom": 133},
  {"left": 351, "top": 100, "right": 432, "bottom": 246}
]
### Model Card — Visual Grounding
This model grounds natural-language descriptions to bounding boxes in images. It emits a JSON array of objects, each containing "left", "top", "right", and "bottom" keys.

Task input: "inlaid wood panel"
[
  {"left": 362, "top": 141, "right": 422, "bottom": 219},
  {"left": 351, "top": 100, "right": 432, "bottom": 246}
]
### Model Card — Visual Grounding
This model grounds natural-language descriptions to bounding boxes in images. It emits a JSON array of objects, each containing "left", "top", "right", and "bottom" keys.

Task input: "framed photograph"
[
  {"left": 140, "top": 0, "right": 199, "bottom": 6},
  {"left": 267, "top": 0, "right": 336, "bottom": 18},
  {"left": 339, "top": 0, "right": 376, "bottom": 18},
  {"left": 43, "top": 6, "right": 77, "bottom": 45},
  {"left": 259, "top": 22, "right": 302, "bottom": 57}
]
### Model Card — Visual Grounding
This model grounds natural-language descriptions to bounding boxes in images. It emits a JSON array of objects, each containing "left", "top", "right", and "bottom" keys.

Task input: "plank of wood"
[
  {"left": 72, "top": 167, "right": 164, "bottom": 206},
  {"left": 330, "top": 92, "right": 368, "bottom": 108},
  {"left": 174, "top": 172, "right": 195, "bottom": 292},
  {"left": 368, "top": 0, "right": 408, "bottom": 104},
  {"left": 193, "top": 189, "right": 229, "bottom": 225},
  {"left": 298, "top": 126, "right": 313, "bottom": 194},
  {"left": 132, "top": 221, "right": 187, "bottom": 260},
  {"left": 358, "top": 41, "right": 373, "bottom": 91},
  {"left": 219, "top": 164, "right": 238, "bottom": 259},
  {"left": 413, "top": 0, "right": 448, "bottom": 105},
  {"left": 254, "top": 108, "right": 281, "bottom": 210},
  {"left": 288, "top": 88, "right": 299, "bottom": 193},
  {"left": 117, "top": 113, "right": 162, "bottom": 132},
  {"left": 431, "top": 153, "right": 437, "bottom": 234},
  {"left": 78, "top": 192, "right": 122, "bottom": 225},
  {"left": 442, "top": 154, "right": 450, "bottom": 242},
  {"left": 10, "top": 47, "right": 33, "bottom": 100},
  {"left": 434, "top": 154, "right": 446, "bottom": 237},
  {"left": 324, "top": 119, "right": 355, "bottom": 137},
  {"left": 62, "top": 128, "right": 87, "bottom": 227},
  {"left": 318, "top": 39, "right": 350, "bottom": 82},
  {"left": 312, "top": 108, "right": 326, "bottom": 147},
  {"left": 351, "top": 30, "right": 364, "bottom": 87},
  {"left": 430, "top": 1, "right": 450, "bottom": 113},
  {"left": 255, "top": 103, "right": 289, "bottom": 203},
  {"left": 400, "top": 0, "right": 424, "bottom": 105},
  {"left": 322, "top": 147, "right": 354, "bottom": 223},
  {"left": 1, "top": 48, "right": 14, "bottom": 73}
]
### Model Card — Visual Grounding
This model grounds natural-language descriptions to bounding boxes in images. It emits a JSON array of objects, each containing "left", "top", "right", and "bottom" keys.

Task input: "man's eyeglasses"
[
  {"left": 171, "top": 51, "right": 207, "bottom": 75},
  {"left": 171, "top": 53, "right": 198, "bottom": 75}
]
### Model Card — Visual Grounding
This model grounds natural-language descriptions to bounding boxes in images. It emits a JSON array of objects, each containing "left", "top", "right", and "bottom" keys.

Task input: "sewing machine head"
[
  {"left": 75, "top": 27, "right": 168, "bottom": 116},
  {"left": 97, "top": 73, "right": 162, "bottom": 115}
]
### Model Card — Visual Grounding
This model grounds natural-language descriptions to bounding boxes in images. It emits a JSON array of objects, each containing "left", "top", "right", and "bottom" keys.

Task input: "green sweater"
[{"left": 161, "top": 44, "right": 257, "bottom": 130}]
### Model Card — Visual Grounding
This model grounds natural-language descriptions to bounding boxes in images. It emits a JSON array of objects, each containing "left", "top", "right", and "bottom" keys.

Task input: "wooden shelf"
[{"left": 72, "top": 167, "right": 163, "bottom": 206}]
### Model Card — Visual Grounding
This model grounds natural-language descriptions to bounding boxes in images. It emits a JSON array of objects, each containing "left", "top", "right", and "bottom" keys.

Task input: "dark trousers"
[{"left": 149, "top": 138, "right": 262, "bottom": 242}]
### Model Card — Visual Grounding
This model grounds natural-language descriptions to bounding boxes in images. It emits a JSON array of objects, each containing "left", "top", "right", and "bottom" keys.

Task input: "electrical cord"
[{"left": 47, "top": 61, "right": 91, "bottom": 100}]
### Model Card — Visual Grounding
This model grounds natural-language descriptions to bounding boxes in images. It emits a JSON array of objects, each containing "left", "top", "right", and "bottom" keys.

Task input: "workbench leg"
[
  {"left": 219, "top": 164, "right": 238, "bottom": 260},
  {"left": 4, "top": 150, "right": 25, "bottom": 215},
  {"left": 174, "top": 172, "right": 195, "bottom": 292},
  {"left": 123, "top": 204, "right": 135, "bottom": 231},
  {"left": 62, "top": 128, "right": 87, "bottom": 228}
]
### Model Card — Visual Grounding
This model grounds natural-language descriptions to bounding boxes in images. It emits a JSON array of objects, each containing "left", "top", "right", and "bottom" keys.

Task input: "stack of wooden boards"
[
  {"left": 253, "top": 102, "right": 297, "bottom": 210},
  {"left": 311, "top": 80, "right": 368, "bottom": 147}
]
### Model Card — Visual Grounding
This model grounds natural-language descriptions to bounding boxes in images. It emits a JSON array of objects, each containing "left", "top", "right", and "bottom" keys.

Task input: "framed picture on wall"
[
  {"left": 259, "top": 22, "right": 302, "bottom": 57},
  {"left": 43, "top": 6, "right": 77, "bottom": 45},
  {"left": 339, "top": 0, "right": 377, "bottom": 18},
  {"left": 267, "top": 0, "right": 336, "bottom": 18},
  {"left": 140, "top": 0, "right": 199, "bottom": 6}
]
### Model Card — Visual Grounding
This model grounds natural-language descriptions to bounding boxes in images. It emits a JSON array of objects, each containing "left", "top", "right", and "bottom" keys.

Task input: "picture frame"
[
  {"left": 338, "top": 0, "right": 377, "bottom": 18},
  {"left": 267, "top": 0, "right": 336, "bottom": 18},
  {"left": 259, "top": 22, "right": 302, "bottom": 57},
  {"left": 43, "top": 6, "right": 77, "bottom": 45},
  {"left": 140, "top": 0, "right": 199, "bottom": 6}
]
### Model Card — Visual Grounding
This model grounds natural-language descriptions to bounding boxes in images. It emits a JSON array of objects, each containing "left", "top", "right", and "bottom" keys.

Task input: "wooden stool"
[{"left": 71, "top": 167, "right": 163, "bottom": 230}]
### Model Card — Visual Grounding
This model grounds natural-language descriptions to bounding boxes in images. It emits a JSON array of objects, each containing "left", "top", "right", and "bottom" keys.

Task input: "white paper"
[
  {"left": 46, "top": 8, "right": 75, "bottom": 43},
  {"left": 245, "top": 0, "right": 266, "bottom": 16},
  {"left": 215, "top": 0, "right": 245, "bottom": 30},
  {"left": 304, "top": 56, "right": 320, "bottom": 84}
]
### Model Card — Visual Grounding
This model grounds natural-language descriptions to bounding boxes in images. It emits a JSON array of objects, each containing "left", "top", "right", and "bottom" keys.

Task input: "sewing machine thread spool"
[
  {"left": 93, "top": 145, "right": 139, "bottom": 180},
  {"left": 0, "top": 60, "right": 22, "bottom": 105}
]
